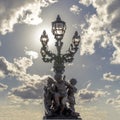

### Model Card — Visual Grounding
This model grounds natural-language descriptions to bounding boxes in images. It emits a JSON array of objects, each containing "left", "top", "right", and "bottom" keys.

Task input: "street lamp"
[
  {"left": 52, "top": 15, "right": 66, "bottom": 40},
  {"left": 40, "top": 15, "right": 80, "bottom": 78},
  {"left": 40, "top": 30, "right": 49, "bottom": 46},
  {"left": 40, "top": 15, "right": 81, "bottom": 119},
  {"left": 72, "top": 31, "right": 80, "bottom": 46}
]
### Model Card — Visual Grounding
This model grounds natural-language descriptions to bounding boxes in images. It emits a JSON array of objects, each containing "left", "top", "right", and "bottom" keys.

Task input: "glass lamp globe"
[
  {"left": 72, "top": 31, "right": 80, "bottom": 46},
  {"left": 52, "top": 15, "right": 66, "bottom": 40},
  {"left": 40, "top": 30, "right": 49, "bottom": 46}
]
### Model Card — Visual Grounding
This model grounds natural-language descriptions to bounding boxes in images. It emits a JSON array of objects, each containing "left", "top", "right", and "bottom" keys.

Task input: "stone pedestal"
[
  {"left": 43, "top": 77, "right": 82, "bottom": 120},
  {"left": 43, "top": 115, "right": 82, "bottom": 120}
]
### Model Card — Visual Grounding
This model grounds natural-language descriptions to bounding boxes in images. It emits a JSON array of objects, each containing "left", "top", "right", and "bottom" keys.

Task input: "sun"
[{"left": 33, "top": 25, "right": 55, "bottom": 48}]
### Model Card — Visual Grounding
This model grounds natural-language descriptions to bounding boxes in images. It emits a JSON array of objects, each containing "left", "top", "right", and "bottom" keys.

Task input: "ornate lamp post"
[{"left": 40, "top": 15, "right": 82, "bottom": 119}]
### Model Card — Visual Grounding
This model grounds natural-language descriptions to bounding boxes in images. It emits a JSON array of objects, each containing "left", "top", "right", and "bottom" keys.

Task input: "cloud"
[
  {"left": 103, "top": 72, "right": 120, "bottom": 81},
  {"left": 70, "top": 5, "right": 81, "bottom": 15},
  {"left": 0, "top": 40, "right": 1, "bottom": 47},
  {"left": 0, "top": 56, "right": 52, "bottom": 101},
  {"left": 79, "top": 0, "right": 92, "bottom": 6},
  {"left": 105, "top": 85, "right": 111, "bottom": 89},
  {"left": 0, "top": 57, "right": 14, "bottom": 75},
  {"left": 0, "top": 105, "right": 43, "bottom": 120},
  {"left": 77, "top": 83, "right": 109, "bottom": 103},
  {"left": 78, "top": 0, "right": 120, "bottom": 64},
  {"left": 101, "top": 57, "right": 106, "bottom": 60},
  {"left": 25, "top": 50, "right": 38, "bottom": 59},
  {"left": 14, "top": 57, "right": 33, "bottom": 72},
  {"left": 0, "top": 83, "right": 8, "bottom": 91},
  {"left": 0, "top": 0, "right": 58, "bottom": 35},
  {"left": 86, "top": 82, "right": 91, "bottom": 89},
  {"left": 9, "top": 75, "right": 49, "bottom": 99},
  {"left": 0, "top": 70, "right": 5, "bottom": 79},
  {"left": 82, "top": 64, "right": 86, "bottom": 68},
  {"left": 78, "top": 89, "right": 109, "bottom": 102},
  {"left": 115, "top": 90, "right": 120, "bottom": 94},
  {"left": 0, "top": 56, "right": 33, "bottom": 77},
  {"left": 8, "top": 94, "right": 43, "bottom": 106},
  {"left": 111, "top": 39, "right": 120, "bottom": 64},
  {"left": 76, "top": 106, "right": 108, "bottom": 120},
  {"left": 106, "top": 95, "right": 120, "bottom": 111},
  {"left": 0, "top": 56, "right": 42, "bottom": 83}
]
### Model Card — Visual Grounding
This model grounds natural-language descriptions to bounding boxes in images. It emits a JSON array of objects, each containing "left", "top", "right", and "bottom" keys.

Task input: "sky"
[{"left": 0, "top": 0, "right": 120, "bottom": 120}]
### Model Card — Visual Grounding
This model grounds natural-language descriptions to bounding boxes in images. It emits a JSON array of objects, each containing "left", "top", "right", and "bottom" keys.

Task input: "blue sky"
[{"left": 0, "top": 0, "right": 120, "bottom": 120}]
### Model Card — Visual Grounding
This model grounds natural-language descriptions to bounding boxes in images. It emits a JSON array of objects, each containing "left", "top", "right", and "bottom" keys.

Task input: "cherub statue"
[
  {"left": 67, "top": 78, "right": 77, "bottom": 112},
  {"left": 44, "top": 77, "right": 55, "bottom": 116},
  {"left": 54, "top": 74, "right": 69, "bottom": 115}
]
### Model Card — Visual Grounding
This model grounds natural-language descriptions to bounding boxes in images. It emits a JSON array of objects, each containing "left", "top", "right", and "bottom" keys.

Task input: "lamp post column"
[
  {"left": 40, "top": 15, "right": 82, "bottom": 120},
  {"left": 53, "top": 40, "right": 64, "bottom": 78}
]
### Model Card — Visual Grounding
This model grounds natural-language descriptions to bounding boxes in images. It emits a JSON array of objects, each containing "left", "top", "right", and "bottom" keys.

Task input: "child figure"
[
  {"left": 44, "top": 77, "right": 55, "bottom": 116},
  {"left": 54, "top": 74, "right": 69, "bottom": 115},
  {"left": 67, "top": 78, "right": 77, "bottom": 112}
]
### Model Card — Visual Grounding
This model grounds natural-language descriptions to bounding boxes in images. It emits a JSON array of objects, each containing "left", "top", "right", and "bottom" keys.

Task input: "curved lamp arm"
[
  {"left": 40, "top": 30, "right": 56, "bottom": 63},
  {"left": 63, "top": 31, "right": 80, "bottom": 63},
  {"left": 40, "top": 46, "right": 56, "bottom": 63}
]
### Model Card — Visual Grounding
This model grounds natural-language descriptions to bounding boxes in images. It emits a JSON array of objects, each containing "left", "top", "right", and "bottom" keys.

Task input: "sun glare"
[{"left": 33, "top": 26, "right": 55, "bottom": 48}]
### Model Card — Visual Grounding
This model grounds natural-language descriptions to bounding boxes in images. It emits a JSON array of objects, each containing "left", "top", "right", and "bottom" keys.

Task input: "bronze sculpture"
[{"left": 40, "top": 15, "right": 82, "bottom": 119}]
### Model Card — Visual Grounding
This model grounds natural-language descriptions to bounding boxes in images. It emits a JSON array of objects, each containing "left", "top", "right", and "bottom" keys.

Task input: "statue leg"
[
  {"left": 69, "top": 96, "right": 75, "bottom": 112},
  {"left": 60, "top": 96, "right": 67, "bottom": 115},
  {"left": 44, "top": 99, "right": 52, "bottom": 116},
  {"left": 54, "top": 93, "right": 60, "bottom": 107}
]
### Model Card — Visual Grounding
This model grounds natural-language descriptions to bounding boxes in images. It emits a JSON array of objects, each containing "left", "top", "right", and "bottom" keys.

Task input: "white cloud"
[
  {"left": 82, "top": 64, "right": 86, "bottom": 68},
  {"left": 78, "top": 0, "right": 120, "bottom": 64},
  {"left": 0, "top": 40, "right": 1, "bottom": 47},
  {"left": 80, "top": 14, "right": 109, "bottom": 55},
  {"left": 8, "top": 94, "right": 43, "bottom": 106},
  {"left": 0, "top": 0, "right": 58, "bottom": 35},
  {"left": 25, "top": 50, "right": 38, "bottom": 59},
  {"left": 115, "top": 90, "right": 120, "bottom": 94},
  {"left": 0, "top": 70, "right": 5, "bottom": 79},
  {"left": 101, "top": 57, "right": 106, "bottom": 60},
  {"left": 9, "top": 75, "right": 49, "bottom": 99},
  {"left": 103, "top": 72, "right": 120, "bottom": 81},
  {"left": 70, "top": 5, "right": 81, "bottom": 15},
  {"left": 0, "top": 56, "right": 45, "bottom": 83},
  {"left": 14, "top": 57, "right": 33, "bottom": 72},
  {"left": 0, "top": 56, "right": 50, "bottom": 101},
  {"left": 111, "top": 39, "right": 120, "bottom": 64},
  {"left": 0, "top": 57, "right": 15, "bottom": 76},
  {"left": 0, "top": 105, "right": 43, "bottom": 120},
  {"left": 79, "top": 0, "right": 92, "bottom": 6},
  {"left": 77, "top": 89, "right": 109, "bottom": 102},
  {"left": 0, "top": 56, "right": 34, "bottom": 79},
  {"left": 106, "top": 95, "right": 120, "bottom": 111},
  {"left": 111, "top": 50, "right": 120, "bottom": 64},
  {"left": 0, "top": 56, "right": 51, "bottom": 101},
  {"left": 105, "top": 85, "right": 111, "bottom": 89},
  {"left": 76, "top": 106, "right": 108, "bottom": 120},
  {"left": 86, "top": 82, "right": 91, "bottom": 89},
  {"left": 77, "top": 83, "right": 109, "bottom": 103},
  {"left": 0, "top": 83, "right": 8, "bottom": 91}
]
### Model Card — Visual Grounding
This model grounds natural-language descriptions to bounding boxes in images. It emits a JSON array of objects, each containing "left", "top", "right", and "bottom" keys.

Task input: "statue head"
[
  {"left": 54, "top": 74, "right": 62, "bottom": 82},
  {"left": 47, "top": 77, "right": 54, "bottom": 85},
  {"left": 69, "top": 78, "right": 77, "bottom": 85}
]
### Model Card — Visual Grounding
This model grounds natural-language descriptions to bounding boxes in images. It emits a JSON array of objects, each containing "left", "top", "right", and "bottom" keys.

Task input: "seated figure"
[
  {"left": 67, "top": 78, "right": 80, "bottom": 117},
  {"left": 44, "top": 77, "right": 55, "bottom": 116},
  {"left": 54, "top": 74, "right": 69, "bottom": 115},
  {"left": 44, "top": 75, "right": 80, "bottom": 118},
  {"left": 67, "top": 78, "right": 77, "bottom": 112}
]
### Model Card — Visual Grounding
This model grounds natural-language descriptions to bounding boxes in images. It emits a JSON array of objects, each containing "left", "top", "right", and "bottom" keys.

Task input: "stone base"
[
  {"left": 43, "top": 115, "right": 82, "bottom": 120},
  {"left": 43, "top": 106, "right": 82, "bottom": 120}
]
